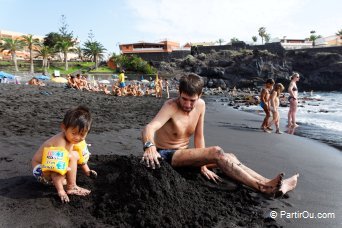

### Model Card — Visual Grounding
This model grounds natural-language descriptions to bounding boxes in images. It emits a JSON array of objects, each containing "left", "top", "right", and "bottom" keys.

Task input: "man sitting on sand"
[
  {"left": 31, "top": 106, "right": 92, "bottom": 203},
  {"left": 141, "top": 73, "right": 298, "bottom": 196}
]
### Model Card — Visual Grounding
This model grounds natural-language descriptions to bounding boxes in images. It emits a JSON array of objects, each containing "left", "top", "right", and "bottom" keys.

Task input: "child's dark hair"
[
  {"left": 179, "top": 73, "right": 204, "bottom": 96},
  {"left": 62, "top": 106, "right": 92, "bottom": 132}
]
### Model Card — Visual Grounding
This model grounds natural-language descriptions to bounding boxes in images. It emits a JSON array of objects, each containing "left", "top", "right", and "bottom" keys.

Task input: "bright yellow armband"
[
  {"left": 41, "top": 147, "right": 69, "bottom": 175},
  {"left": 73, "top": 140, "right": 90, "bottom": 165}
]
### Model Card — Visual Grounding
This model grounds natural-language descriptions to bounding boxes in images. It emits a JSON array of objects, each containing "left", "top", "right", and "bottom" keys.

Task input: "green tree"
[
  {"left": 258, "top": 27, "right": 266, "bottom": 44},
  {"left": 309, "top": 30, "right": 322, "bottom": 47},
  {"left": 252, "top": 36, "right": 258, "bottom": 44},
  {"left": 22, "top": 34, "right": 40, "bottom": 73},
  {"left": 0, "top": 38, "right": 25, "bottom": 72},
  {"left": 36, "top": 43, "right": 53, "bottom": 74},
  {"left": 83, "top": 41, "right": 106, "bottom": 69},
  {"left": 230, "top": 37, "right": 239, "bottom": 43},
  {"left": 264, "top": 33, "right": 271, "bottom": 43},
  {"left": 55, "top": 39, "right": 75, "bottom": 70},
  {"left": 336, "top": 29, "right": 342, "bottom": 38},
  {"left": 216, "top": 38, "right": 225, "bottom": 46}
]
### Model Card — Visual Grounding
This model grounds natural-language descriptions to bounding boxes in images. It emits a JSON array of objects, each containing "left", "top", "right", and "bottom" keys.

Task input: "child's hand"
[{"left": 58, "top": 191, "right": 70, "bottom": 203}]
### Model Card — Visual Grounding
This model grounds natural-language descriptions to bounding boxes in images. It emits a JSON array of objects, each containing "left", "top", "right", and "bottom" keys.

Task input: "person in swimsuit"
[
  {"left": 287, "top": 73, "right": 300, "bottom": 128},
  {"left": 260, "top": 79, "right": 275, "bottom": 132},
  {"left": 267, "top": 83, "right": 285, "bottom": 134},
  {"left": 141, "top": 73, "right": 298, "bottom": 196}
]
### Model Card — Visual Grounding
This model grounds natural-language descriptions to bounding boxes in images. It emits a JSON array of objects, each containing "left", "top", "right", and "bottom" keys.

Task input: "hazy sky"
[{"left": 0, "top": 0, "right": 341, "bottom": 55}]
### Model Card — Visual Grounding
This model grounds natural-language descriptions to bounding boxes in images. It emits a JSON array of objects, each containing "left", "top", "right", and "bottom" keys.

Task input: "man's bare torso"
[{"left": 155, "top": 98, "right": 204, "bottom": 149}]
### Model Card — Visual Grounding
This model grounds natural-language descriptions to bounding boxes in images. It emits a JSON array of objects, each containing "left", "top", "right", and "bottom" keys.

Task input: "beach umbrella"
[
  {"left": 0, "top": 71, "right": 15, "bottom": 80},
  {"left": 34, "top": 75, "right": 50, "bottom": 80},
  {"left": 51, "top": 77, "right": 68, "bottom": 83},
  {"left": 98, "top": 79, "right": 111, "bottom": 84}
]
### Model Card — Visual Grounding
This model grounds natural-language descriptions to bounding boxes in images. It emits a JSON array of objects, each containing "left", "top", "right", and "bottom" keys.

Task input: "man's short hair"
[
  {"left": 179, "top": 73, "right": 204, "bottom": 96},
  {"left": 265, "top": 78, "right": 275, "bottom": 85},
  {"left": 62, "top": 106, "right": 92, "bottom": 133}
]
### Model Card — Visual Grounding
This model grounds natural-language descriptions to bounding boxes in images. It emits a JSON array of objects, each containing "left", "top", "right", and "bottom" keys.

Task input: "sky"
[{"left": 0, "top": 0, "right": 341, "bottom": 56}]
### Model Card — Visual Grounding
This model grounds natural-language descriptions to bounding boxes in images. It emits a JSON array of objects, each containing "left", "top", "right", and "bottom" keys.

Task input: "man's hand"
[
  {"left": 141, "top": 146, "right": 161, "bottom": 169},
  {"left": 201, "top": 166, "right": 222, "bottom": 184}
]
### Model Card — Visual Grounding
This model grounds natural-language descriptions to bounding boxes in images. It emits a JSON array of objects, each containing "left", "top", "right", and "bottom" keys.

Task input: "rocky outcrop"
[{"left": 152, "top": 49, "right": 342, "bottom": 91}]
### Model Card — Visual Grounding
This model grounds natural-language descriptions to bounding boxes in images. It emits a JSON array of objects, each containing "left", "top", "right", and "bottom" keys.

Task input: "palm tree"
[
  {"left": 336, "top": 29, "right": 342, "bottom": 38},
  {"left": 82, "top": 41, "right": 107, "bottom": 69},
  {"left": 230, "top": 37, "right": 239, "bottom": 43},
  {"left": 22, "top": 34, "right": 40, "bottom": 73},
  {"left": 36, "top": 44, "right": 53, "bottom": 75},
  {"left": 309, "top": 30, "right": 322, "bottom": 47},
  {"left": 258, "top": 27, "right": 266, "bottom": 44},
  {"left": 216, "top": 38, "right": 225, "bottom": 46},
  {"left": 75, "top": 45, "right": 84, "bottom": 61},
  {"left": 264, "top": 33, "right": 271, "bottom": 43},
  {"left": 55, "top": 39, "right": 75, "bottom": 70},
  {"left": 252, "top": 36, "right": 258, "bottom": 44},
  {"left": 0, "top": 38, "right": 26, "bottom": 72}
]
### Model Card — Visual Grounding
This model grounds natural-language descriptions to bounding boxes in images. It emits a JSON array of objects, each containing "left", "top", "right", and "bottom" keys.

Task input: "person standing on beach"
[
  {"left": 118, "top": 70, "right": 126, "bottom": 94},
  {"left": 141, "top": 73, "right": 298, "bottom": 196},
  {"left": 288, "top": 73, "right": 300, "bottom": 128},
  {"left": 260, "top": 79, "right": 275, "bottom": 132},
  {"left": 165, "top": 78, "right": 170, "bottom": 99},
  {"left": 267, "top": 83, "right": 285, "bottom": 134}
]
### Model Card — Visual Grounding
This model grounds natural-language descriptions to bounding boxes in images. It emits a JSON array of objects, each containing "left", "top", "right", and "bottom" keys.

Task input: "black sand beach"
[{"left": 0, "top": 84, "right": 341, "bottom": 227}]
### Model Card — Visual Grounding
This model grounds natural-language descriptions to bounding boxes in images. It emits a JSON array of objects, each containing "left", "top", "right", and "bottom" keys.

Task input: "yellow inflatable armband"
[
  {"left": 41, "top": 147, "right": 69, "bottom": 175},
  {"left": 74, "top": 140, "right": 90, "bottom": 165}
]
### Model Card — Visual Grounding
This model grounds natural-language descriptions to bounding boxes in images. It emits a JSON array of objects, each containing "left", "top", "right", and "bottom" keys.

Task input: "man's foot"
[
  {"left": 66, "top": 186, "right": 91, "bottom": 196},
  {"left": 275, "top": 129, "right": 283, "bottom": 134},
  {"left": 58, "top": 190, "right": 70, "bottom": 203},
  {"left": 276, "top": 174, "right": 299, "bottom": 197},
  {"left": 87, "top": 170, "right": 98, "bottom": 179},
  {"left": 292, "top": 123, "right": 299, "bottom": 128},
  {"left": 267, "top": 127, "right": 273, "bottom": 131},
  {"left": 257, "top": 173, "right": 284, "bottom": 195}
]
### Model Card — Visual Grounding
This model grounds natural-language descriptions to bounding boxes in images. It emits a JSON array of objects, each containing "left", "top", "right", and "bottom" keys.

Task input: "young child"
[
  {"left": 268, "top": 83, "right": 285, "bottom": 134},
  {"left": 260, "top": 78, "right": 275, "bottom": 132},
  {"left": 31, "top": 106, "right": 92, "bottom": 203}
]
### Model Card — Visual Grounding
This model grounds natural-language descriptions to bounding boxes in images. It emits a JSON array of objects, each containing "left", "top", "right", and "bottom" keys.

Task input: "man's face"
[
  {"left": 179, "top": 93, "right": 200, "bottom": 112},
  {"left": 266, "top": 83, "right": 274, "bottom": 89}
]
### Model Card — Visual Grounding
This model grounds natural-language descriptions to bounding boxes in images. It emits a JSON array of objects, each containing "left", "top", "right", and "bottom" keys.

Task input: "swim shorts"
[
  {"left": 157, "top": 148, "right": 177, "bottom": 163},
  {"left": 33, "top": 164, "right": 51, "bottom": 185},
  {"left": 288, "top": 96, "right": 296, "bottom": 102},
  {"left": 260, "top": 101, "right": 265, "bottom": 109},
  {"left": 119, "top": 82, "right": 126, "bottom": 88}
]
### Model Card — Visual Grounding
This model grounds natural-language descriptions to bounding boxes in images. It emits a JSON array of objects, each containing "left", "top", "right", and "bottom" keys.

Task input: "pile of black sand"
[{"left": 52, "top": 155, "right": 278, "bottom": 227}]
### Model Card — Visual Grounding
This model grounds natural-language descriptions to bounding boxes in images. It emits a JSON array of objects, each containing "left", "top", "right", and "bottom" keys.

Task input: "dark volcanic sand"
[{"left": 0, "top": 84, "right": 278, "bottom": 227}]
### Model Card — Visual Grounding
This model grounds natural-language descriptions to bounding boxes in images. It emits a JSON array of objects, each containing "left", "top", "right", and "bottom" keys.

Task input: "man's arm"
[
  {"left": 141, "top": 100, "right": 176, "bottom": 168},
  {"left": 194, "top": 100, "right": 205, "bottom": 148}
]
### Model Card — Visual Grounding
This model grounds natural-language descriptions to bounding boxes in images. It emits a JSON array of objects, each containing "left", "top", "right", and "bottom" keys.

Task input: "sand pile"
[{"left": 56, "top": 155, "right": 277, "bottom": 227}]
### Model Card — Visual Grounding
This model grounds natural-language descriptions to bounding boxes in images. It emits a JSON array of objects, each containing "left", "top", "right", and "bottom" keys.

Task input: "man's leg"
[{"left": 172, "top": 146, "right": 283, "bottom": 194}]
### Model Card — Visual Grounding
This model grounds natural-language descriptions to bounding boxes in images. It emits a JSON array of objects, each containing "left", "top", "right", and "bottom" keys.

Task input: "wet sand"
[{"left": 0, "top": 84, "right": 341, "bottom": 227}]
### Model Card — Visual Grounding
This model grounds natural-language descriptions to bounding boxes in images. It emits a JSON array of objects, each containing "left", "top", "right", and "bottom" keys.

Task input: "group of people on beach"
[
  {"left": 260, "top": 73, "right": 300, "bottom": 134},
  {"left": 65, "top": 70, "right": 171, "bottom": 98},
  {"left": 32, "top": 73, "right": 298, "bottom": 203}
]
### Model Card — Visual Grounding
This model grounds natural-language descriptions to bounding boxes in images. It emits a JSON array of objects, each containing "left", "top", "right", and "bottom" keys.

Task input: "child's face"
[{"left": 63, "top": 126, "right": 89, "bottom": 144}]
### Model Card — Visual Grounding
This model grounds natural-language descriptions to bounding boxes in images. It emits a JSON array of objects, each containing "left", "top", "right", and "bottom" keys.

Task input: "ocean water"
[{"left": 238, "top": 92, "right": 342, "bottom": 151}]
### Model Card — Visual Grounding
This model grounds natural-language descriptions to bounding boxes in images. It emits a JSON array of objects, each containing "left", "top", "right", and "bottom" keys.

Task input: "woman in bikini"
[{"left": 287, "top": 73, "right": 300, "bottom": 128}]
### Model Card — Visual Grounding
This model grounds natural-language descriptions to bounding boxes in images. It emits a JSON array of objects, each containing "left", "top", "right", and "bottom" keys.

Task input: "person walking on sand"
[
  {"left": 141, "top": 73, "right": 298, "bottom": 196},
  {"left": 165, "top": 78, "right": 170, "bottom": 99},
  {"left": 267, "top": 83, "right": 285, "bottom": 134},
  {"left": 288, "top": 73, "right": 300, "bottom": 128},
  {"left": 260, "top": 79, "right": 275, "bottom": 133},
  {"left": 118, "top": 69, "right": 126, "bottom": 94}
]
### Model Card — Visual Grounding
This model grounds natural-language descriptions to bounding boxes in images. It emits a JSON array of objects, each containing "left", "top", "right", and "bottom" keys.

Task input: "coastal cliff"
[{"left": 152, "top": 48, "right": 342, "bottom": 91}]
